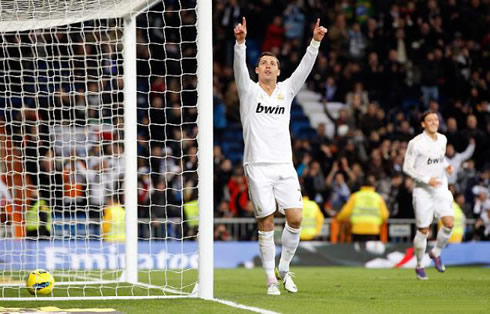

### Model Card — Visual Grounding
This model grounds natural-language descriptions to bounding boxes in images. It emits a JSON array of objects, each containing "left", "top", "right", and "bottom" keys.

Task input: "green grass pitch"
[{"left": 2, "top": 266, "right": 489, "bottom": 313}]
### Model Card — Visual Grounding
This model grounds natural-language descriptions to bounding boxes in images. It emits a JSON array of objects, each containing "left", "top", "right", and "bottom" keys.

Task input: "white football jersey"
[
  {"left": 403, "top": 131, "right": 449, "bottom": 190},
  {"left": 233, "top": 40, "right": 319, "bottom": 165}
]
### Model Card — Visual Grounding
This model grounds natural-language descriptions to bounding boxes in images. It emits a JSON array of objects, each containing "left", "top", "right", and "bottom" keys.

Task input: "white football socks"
[
  {"left": 278, "top": 223, "right": 301, "bottom": 274},
  {"left": 431, "top": 226, "right": 452, "bottom": 257},
  {"left": 414, "top": 230, "right": 428, "bottom": 268},
  {"left": 258, "top": 230, "right": 276, "bottom": 280}
]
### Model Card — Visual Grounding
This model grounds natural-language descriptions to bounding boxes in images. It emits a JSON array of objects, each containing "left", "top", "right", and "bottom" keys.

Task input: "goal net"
[{"left": 0, "top": 0, "right": 213, "bottom": 300}]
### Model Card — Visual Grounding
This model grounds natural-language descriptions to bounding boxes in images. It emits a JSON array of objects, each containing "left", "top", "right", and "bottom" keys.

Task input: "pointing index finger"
[
  {"left": 315, "top": 18, "right": 320, "bottom": 28},
  {"left": 242, "top": 17, "right": 247, "bottom": 29}
]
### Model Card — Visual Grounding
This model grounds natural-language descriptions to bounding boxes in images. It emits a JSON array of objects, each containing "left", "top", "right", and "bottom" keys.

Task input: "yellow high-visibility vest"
[
  {"left": 25, "top": 200, "right": 51, "bottom": 232},
  {"left": 184, "top": 200, "right": 199, "bottom": 228},
  {"left": 350, "top": 190, "right": 383, "bottom": 226},
  {"left": 103, "top": 204, "right": 125, "bottom": 242},
  {"left": 337, "top": 186, "right": 389, "bottom": 235},
  {"left": 300, "top": 198, "right": 324, "bottom": 241}
]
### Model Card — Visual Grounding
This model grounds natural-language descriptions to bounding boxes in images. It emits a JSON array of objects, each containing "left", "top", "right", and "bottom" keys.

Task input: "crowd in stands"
[
  {"left": 0, "top": 0, "right": 488, "bottom": 242},
  {"left": 0, "top": 3, "right": 199, "bottom": 240},
  {"left": 212, "top": 0, "right": 490, "bottom": 241}
]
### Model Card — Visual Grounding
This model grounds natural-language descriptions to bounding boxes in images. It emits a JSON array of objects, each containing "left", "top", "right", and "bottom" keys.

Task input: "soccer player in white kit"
[
  {"left": 233, "top": 17, "right": 327, "bottom": 295},
  {"left": 403, "top": 111, "right": 455, "bottom": 280}
]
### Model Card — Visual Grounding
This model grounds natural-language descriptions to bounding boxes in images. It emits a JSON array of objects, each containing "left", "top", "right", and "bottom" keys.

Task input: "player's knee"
[
  {"left": 288, "top": 220, "right": 301, "bottom": 229},
  {"left": 443, "top": 222, "right": 454, "bottom": 229},
  {"left": 442, "top": 217, "right": 454, "bottom": 229},
  {"left": 257, "top": 215, "right": 275, "bottom": 231},
  {"left": 287, "top": 213, "right": 302, "bottom": 229}
]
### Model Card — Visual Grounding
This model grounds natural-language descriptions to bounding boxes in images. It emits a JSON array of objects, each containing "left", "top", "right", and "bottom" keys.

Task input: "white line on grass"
[{"left": 213, "top": 298, "right": 280, "bottom": 314}]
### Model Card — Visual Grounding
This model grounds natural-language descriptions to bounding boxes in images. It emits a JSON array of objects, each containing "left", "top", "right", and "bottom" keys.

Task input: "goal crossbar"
[{"left": 0, "top": 0, "right": 162, "bottom": 32}]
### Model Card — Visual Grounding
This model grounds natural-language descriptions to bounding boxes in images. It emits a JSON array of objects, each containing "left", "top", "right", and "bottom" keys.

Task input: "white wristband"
[{"left": 310, "top": 39, "right": 321, "bottom": 49}]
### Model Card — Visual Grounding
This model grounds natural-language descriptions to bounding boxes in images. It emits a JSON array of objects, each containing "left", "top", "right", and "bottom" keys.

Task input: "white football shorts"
[
  {"left": 412, "top": 187, "right": 454, "bottom": 228},
  {"left": 244, "top": 163, "right": 303, "bottom": 218}
]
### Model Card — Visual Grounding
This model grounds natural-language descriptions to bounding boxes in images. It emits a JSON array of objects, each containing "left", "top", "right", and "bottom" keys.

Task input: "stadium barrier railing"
[{"left": 0, "top": 217, "right": 476, "bottom": 243}]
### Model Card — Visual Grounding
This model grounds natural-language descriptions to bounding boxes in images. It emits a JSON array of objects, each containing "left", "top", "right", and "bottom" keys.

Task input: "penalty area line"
[{"left": 213, "top": 298, "right": 279, "bottom": 314}]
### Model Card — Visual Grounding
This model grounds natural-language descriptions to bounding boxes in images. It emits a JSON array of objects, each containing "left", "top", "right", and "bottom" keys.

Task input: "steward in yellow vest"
[
  {"left": 300, "top": 196, "right": 325, "bottom": 241},
  {"left": 184, "top": 199, "right": 198, "bottom": 236},
  {"left": 103, "top": 196, "right": 125, "bottom": 242},
  {"left": 439, "top": 201, "right": 465, "bottom": 243},
  {"left": 337, "top": 185, "right": 389, "bottom": 242},
  {"left": 26, "top": 198, "right": 51, "bottom": 239}
]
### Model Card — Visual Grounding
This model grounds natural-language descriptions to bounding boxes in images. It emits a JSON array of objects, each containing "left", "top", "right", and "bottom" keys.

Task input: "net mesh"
[{"left": 0, "top": 0, "right": 200, "bottom": 299}]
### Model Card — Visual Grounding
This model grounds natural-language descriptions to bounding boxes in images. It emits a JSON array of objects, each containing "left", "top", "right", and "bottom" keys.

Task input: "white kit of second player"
[{"left": 404, "top": 131, "right": 454, "bottom": 227}]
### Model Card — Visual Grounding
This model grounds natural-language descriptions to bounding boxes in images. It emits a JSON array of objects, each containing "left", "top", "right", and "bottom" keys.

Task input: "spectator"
[
  {"left": 62, "top": 153, "right": 87, "bottom": 217},
  {"left": 392, "top": 27, "right": 409, "bottom": 65},
  {"left": 136, "top": 166, "right": 152, "bottom": 238},
  {"left": 214, "top": 158, "right": 233, "bottom": 209},
  {"left": 0, "top": 174, "right": 11, "bottom": 237},
  {"left": 303, "top": 160, "right": 327, "bottom": 204},
  {"left": 363, "top": 52, "right": 384, "bottom": 101},
  {"left": 446, "top": 139, "right": 475, "bottom": 185},
  {"left": 213, "top": 94, "right": 227, "bottom": 145},
  {"left": 420, "top": 51, "right": 442, "bottom": 106},
  {"left": 300, "top": 188, "right": 325, "bottom": 241},
  {"left": 25, "top": 187, "right": 51, "bottom": 239},
  {"left": 328, "top": 14, "right": 349, "bottom": 56},
  {"left": 347, "top": 22, "right": 367, "bottom": 60},
  {"left": 214, "top": 223, "right": 231, "bottom": 241},
  {"left": 150, "top": 180, "right": 179, "bottom": 240},
  {"left": 183, "top": 186, "right": 199, "bottom": 237},
  {"left": 102, "top": 194, "right": 125, "bottom": 242},
  {"left": 345, "top": 82, "right": 369, "bottom": 118},
  {"left": 385, "top": 172, "right": 403, "bottom": 217},
  {"left": 219, "top": 0, "right": 242, "bottom": 66},
  {"left": 325, "top": 161, "right": 351, "bottom": 212},
  {"left": 86, "top": 157, "right": 113, "bottom": 219},
  {"left": 364, "top": 17, "right": 384, "bottom": 56},
  {"left": 445, "top": 117, "right": 466, "bottom": 151},
  {"left": 472, "top": 185, "right": 490, "bottom": 219},
  {"left": 474, "top": 193, "right": 490, "bottom": 241},
  {"left": 395, "top": 177, "right": 415, "bottom": 219},
  {"left": 461, "top": 114, "right": 486, "bottom": 168},
  {"left": 262, "top": 16, "right": 285, "bottom": 52},
  {"left": 359, "top": 102, "right": 382, "bottom": 136},
  {"left": 0, "top": 176, "right": 12, "bottom": 209},
  {"left": 324, "top": 76, "right": 340, "bottom": 102},
  {"left": 283, "top": 2, "right": 305, "bottom": 42},
  {"left": 393, "top": 120, "right": 413, "bottom": 142},
  {"left": 227, "top": 166, "right": 249, "bottom": 217}
]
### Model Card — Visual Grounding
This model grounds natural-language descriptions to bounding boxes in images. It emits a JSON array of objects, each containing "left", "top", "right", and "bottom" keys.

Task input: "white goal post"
[{"left": 0, "top": 0, "right": 213, "bottom": 300}]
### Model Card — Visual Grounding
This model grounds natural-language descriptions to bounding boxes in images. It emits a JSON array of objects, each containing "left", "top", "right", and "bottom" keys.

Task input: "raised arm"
[
  {"left": 233, "top": 17, "right": 252, "bottom": 94},
  {"left": 284, "top": 19, "right": 328, "bottom": 96},
  {"left": 456, "top": 138, "right": 476, "bottom": 162}
]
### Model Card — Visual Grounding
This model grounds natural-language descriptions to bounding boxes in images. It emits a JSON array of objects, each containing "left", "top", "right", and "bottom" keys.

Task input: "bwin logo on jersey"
[
  {"left": 256, "top": 102, "right": 285, "bottom": 115},
  {"left": 427, "top": 156, "right": 444, "bottom": 165}
]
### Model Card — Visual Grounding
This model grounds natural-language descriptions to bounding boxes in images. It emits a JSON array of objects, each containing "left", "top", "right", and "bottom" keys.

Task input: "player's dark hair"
[
  {"left": 420, "top": 110, "right": 438, "bottom": 123},
  {"left": 256, "top": 51, "right": 280, "bottom": 68}
]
